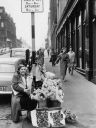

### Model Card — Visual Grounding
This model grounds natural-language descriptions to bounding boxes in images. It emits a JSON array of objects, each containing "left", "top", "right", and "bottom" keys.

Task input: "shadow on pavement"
[
  {"left": 22, "top": 117, "right": 87, "bottom": 128},
  {"left": 22, "top": 117, "right": 33, "bottom": 128}
]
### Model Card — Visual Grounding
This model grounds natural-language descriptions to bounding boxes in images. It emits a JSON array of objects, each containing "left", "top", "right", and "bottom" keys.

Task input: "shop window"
[
  {"left": 78, "top": 27, "right": 82, "bottom": 69},
  {"left": 85, "top": 38, "right": 89, "bottom": 69},
  {"left": 82, "top": 7, "right": 89, "bottom": 70},
  {"left": 76, "top": 11, "right": 83, "bottom": 69},
  {"left": 71, "top": 31, "right": 75, "bottom": 51},
  {"left": 78, "top": 12, "right": 81, "bottom": 26},
  {"left": 93, "top": 0, "right": 96, "bottom": 17},
  {"left": 83, "top": 9, "right": 86, "bottom": 23},
  {"left": 71, "top": 17, "right": 76, "bottom": 51}
]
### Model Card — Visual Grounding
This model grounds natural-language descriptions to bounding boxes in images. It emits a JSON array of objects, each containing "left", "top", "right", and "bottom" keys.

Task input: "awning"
[{"left": 57, "top": 0, "right": 79, "bottom": 35}]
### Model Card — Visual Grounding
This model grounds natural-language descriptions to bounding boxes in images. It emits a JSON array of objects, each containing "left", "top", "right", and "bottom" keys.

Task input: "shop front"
[{"left": 56, "top": 0, "right": 96, "bottom": 83}]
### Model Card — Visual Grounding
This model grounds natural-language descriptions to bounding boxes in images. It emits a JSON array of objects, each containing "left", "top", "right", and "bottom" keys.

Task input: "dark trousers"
[
  {"left": 20, "top": 94, "right": 37, "bottom": 111},
  {"left": 35, "top": 80, "right": 43, "bottom": 89}
]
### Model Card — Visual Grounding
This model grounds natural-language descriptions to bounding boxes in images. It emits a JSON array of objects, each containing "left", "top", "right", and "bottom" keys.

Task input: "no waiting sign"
[{"left": 21, "top": 0, "right": 43, "bottom": 13}]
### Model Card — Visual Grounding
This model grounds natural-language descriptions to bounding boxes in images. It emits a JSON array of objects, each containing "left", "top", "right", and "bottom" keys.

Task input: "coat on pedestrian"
[
  {"left": 50, "top": 50, "right": 57, "bottom": 66},
  {"left": 55, "top": 48, "right": 69, "bottom": 80},
  {"left": 67, "top": 47, "right": 75, "bottom": 75}
]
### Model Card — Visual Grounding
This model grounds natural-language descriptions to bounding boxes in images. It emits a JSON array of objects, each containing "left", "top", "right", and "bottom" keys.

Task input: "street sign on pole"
[
  {"left": 21, "top": 0, "right": 43, "bottom": 13},
  {"left": 21, "top": 0, "right": 43, "bottom": 90}
]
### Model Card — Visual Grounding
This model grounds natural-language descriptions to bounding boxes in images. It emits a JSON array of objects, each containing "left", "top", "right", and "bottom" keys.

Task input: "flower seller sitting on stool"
[{"left": 11, "top": 64, "right": 38, "bottom": 123}]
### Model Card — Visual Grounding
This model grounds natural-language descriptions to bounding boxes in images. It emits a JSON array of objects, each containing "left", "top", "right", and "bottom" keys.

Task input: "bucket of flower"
[
  {"left": 64, "top": 110, "right": 77, "bottom": 124},
  {"left": 30, "top": 78, "right": 65, "bottom": 128}
]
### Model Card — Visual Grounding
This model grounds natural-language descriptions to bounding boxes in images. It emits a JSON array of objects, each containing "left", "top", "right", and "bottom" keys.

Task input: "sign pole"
[
  {"left": 21, "top": 0, "right": 43, "bottom": 89},
  {"left": 31, "top": 12, "right": 36, "bottom": 85}
]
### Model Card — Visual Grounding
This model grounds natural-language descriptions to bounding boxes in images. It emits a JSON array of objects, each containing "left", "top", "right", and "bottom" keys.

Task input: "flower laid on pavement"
[{"left": 64, "top": 109, "right": 77, "bottom": 124}]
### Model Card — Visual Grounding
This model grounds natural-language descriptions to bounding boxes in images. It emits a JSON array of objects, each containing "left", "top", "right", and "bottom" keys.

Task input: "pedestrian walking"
[
  {"left": 49, "top": 49, "right": 57, "bottom": 73},
  {"left": 68, "top": 47, "right": 75, "bottom": 75},
  {"left": 50, "top": 49, "right": 57, "bottom": 67},
  {"left": 37, "top": 48, "right": 44, "bottom": 65},
  {"left": 47, "top": 48, "right": 50, "bottom": 56},
  {"left": 55, "top": 47, "right": 69, "bottom": 81}
]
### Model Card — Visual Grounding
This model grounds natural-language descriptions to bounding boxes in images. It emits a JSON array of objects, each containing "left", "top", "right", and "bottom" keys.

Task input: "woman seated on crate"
[{"left": 11, "top": 64, "right": 38, "bottom": 123}]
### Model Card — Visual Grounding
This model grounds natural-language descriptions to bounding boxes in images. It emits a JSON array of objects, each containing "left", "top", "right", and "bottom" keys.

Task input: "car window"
[
  {"left": 11, "top": 51, "right": 25, "bottom": 57},
  {"left": 0, "top": 64, "right": 15, "bottom": 73},
  {"left": 14, "top": 51, "right": 25, "bottom": 57}
]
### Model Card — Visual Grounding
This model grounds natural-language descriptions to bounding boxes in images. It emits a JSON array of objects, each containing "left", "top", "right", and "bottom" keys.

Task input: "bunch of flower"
[
  {"left": 64, "top": 110, "right": 77, "bottom": 124},
  {"left": 31, "top": 78, "right": 64, "bottom": 103}
]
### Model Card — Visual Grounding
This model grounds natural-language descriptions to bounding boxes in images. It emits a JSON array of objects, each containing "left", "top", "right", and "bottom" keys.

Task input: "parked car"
[
  {"left": 10, "top": 48, "right": 32, "bottom": 59},
  {"left": 5, "top": 47, "right": 10, "bottom": 53},
  {"left": 0, "top": 57, "right": 26, "bottom": 95},
  {"left": 0, "top": 49, "right": 4, "bottom": 54}
]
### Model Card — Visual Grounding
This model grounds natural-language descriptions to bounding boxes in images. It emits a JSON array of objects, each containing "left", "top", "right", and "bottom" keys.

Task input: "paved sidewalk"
[{"left": 44, "top": 57, "right": 96, "bottom": 128}]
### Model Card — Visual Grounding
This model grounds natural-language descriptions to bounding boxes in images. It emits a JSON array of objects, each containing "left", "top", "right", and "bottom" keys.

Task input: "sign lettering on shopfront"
[{"left": 21, "top": 0, "right": 43, "bottom": 13}]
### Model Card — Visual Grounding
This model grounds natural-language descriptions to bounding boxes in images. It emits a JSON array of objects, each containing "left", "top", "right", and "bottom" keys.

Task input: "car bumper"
[{"left": 0, "top": 91, "right": 12, "bottom": 95}]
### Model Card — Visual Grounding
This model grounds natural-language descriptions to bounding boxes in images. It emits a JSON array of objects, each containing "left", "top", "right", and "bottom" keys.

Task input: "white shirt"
[
  {"left": 68, "top": 51, "right": 75, "bottom": 63},
  {"left": 36, "top": 65, "right": 41, "bottom": 81},
  {"left": 21, "top": 76, "right": 27, "bottom": 88}
]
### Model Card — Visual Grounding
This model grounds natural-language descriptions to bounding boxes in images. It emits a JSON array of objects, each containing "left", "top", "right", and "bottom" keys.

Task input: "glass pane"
[
  {"left": 79, "top": 14, "right": 81, "bottom": 26},
  {"left": 85, "top": 38, "right": 89, "bottom": 69},
  {"left": 78, "top": 27, "right": 82, "bottom": 68},
  {"left": 14, "top": 51, "right": 25, "bottom": 56},
  {"left": 12, "top": 51, "right": 25, "bottom": 57}
]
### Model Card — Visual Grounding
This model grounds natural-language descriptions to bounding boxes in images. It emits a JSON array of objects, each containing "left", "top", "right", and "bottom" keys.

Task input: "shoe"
[
  {"left": 63, "top": 79, "right": 67, "bottom": 82},
  {"left": 69, "top": 68, "right": 71, "bottom": 74}
]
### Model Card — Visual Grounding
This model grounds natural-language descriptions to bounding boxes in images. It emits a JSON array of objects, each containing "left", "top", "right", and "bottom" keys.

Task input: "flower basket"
[
  {"left": 38, "top": 99, "right": 47, "bottom": 108},
  {"left": 64, "top": 110, "right": 77, "bottom": 124},
  {"left": 47, "top": 98, "right": 61, "bottom": 108},
  {"left": 52, "top": 100, "right": 61, "bottom": 107}
]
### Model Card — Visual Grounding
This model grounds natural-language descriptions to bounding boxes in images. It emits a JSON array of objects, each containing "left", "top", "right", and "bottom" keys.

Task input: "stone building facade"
[
  {"left": 49, "top": 0, "right": 96, "bottom": 83},
  {"left": 49, "top": 0, "right": 57, "bottom": 51},
  {"left": 49, "top": 0, "right": 68, "bottom": 53},
  {"left": 0, "top": 7, "right": 16, "bottom": 48},
  {"left": 56, "top": 0, "right": 96, "bottom": 83}
]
